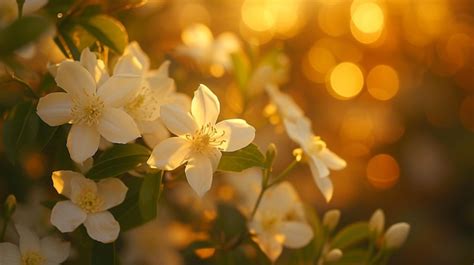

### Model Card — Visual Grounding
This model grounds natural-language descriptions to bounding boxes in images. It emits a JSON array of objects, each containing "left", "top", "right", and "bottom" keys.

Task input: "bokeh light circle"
[
  {"left": 352, "top": 2, "right": 384, "bottom": 34},
  {"left": 366, "top": 154, "right": 400, "bottom": 189},
  {"left": 367, "top": 65, "right": 400, "bottom": 100},
  {"left": 329, "top": 62, "right": 364, "bottom": 99}
]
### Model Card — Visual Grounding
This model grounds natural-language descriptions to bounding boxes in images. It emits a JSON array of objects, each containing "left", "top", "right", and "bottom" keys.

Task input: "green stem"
[{"left": 267, "top": 158, "right": 300, "bottom": 188}]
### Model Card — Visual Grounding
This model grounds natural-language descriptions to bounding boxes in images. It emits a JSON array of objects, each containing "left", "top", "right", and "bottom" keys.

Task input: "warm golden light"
[
  {"left": 181, "top": 23, "right": 212, "bottom": 47},
  {"left": 367, "top": 154, "right": 400, "bottom": 189},
  {"left": 329, "top": 62, "right": 364, "bottom": 99},
  {"left": 241, "top": 0, "right": 275, "bottom": 32},
  {"left": 308, "top": 46, "right": 336, "bottom": 74},
  {"left": 194, "top": 248, "right": 216, "bottom": 259},
  {"left": 352, "top": 2, "right": 384, "bottom": 34},
  {"left": 367, "top": 65, "right": 399, "bottom": 100}
]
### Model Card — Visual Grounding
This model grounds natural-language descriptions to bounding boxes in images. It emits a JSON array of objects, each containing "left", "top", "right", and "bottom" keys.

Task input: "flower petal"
[
  {"left": 69, "top": 174, "right": 98, "bottom": 203},
  {"left": 84, "top": 211, "right": 120, "bottom": 243},
  {"left": 80, "top": 48, "right": 109, "bottom": 87},
  {"left": 97, "top": 75, "right": 142, "bottom": 108},
  {"left": 141, "top": 119, "right": 170, "bottom": 148},
  {"left": 279, "top": 221, "right": 314, "bottom": 248},
  {"left": 160, "top": 104, "right": 198, "bottom": 136},
  {"left": 308, "top": 155, "right": 330, "bottom": 179},
  {"left": 282, "top": 118, "right": 312, "bottom": 147},
  {"left": 16, "top": 224, "right": 40, "bottom": 254},
  {"left": 52, "top": 170, "right": 85, "bottom": 198},
  {"left": 0, "top": 242, "right": 21, "bottom": 265},
  {"left": 98, "top": 107, "right": 140, "bottom": 143},
  {"left": 319, "top": 148, "right": 347, "bottom": 170},
  {"left": 309, "top": 159, "right": 333, "bottom": 202},
  {"left": 146, "top": 61, "right": 174, "bottom": 91},
  {"left": 67, "top": 124, "right": 100, "bottom": 163},
  {"left": 40, "top": 236, "right": 70, "bottom": 264},
  {"left": 147, "top": 137, "right": 191, "bottom": 170},
  {"left": 125, "top": 41, "right": 149, "bottom": 71},
  {"left": 185, "top": 154, "right": 213, "bottom": 197},
  {"left": 97, "top": 178, "right": 128, "bottom": 211},
  {"left": 208, "top": 148, "right": 222, "bottom": 171},
  {"left": 215, "top": 119, "right": 255, "bottom": 152},
  {"left": 36, "top": 92, "right": 72, "bottom": 126},
  {"left": 113, "top": 53, "right": 145, "bottom": 76},
  {"left": 50, "top": 200, "right": 87, "bottom": 233},
  {"left": 55, "top": 61, "right": 96, "bottom": 98},
  {"left": 252, "top": 233, "right": 283, "bottom": 262},
  {"left": 191, "top": 84, "right": 220, "bottom": 127}
]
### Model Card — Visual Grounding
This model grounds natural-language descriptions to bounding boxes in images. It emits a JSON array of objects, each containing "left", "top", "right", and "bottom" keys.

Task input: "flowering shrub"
[{"left": 0, "top": 1, "right": 410, "bottom": 265}]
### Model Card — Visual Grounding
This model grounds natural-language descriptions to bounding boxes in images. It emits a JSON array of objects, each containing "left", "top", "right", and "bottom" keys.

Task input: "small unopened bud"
[
  {"left": 325, "top": 248, "right": 343, "bottom": 262},
  {"left": 3, "top": 194, "right": 16, "bottom": 218},
  {"left": 265, "top": 143, "right": 277, "bottom": 168},
  {"left": 384, "top": 222, "right": 410, "bottom": 249},
  {"left": 369, "top": 209, "right": 385, "bottom": 236},
  {"left": 322, "top": 209, "right": 340, "bottom": 231}
]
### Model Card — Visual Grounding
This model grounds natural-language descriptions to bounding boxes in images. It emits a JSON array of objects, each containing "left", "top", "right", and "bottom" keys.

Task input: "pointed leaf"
[
  {"left": 218, "top": 144, "right": 265, "bottom": 172},
  {"left": 331, "top": 222, "right": 370, "bottom": 250},
  {"left": 79, "top": 15, "right": 128, "bottom": 54}
]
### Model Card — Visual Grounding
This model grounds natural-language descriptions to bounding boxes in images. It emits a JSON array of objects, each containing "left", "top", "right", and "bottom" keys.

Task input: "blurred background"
[
  {"left": 126, "top": 0, "right": 474, "bottom": 264},
  {"left": 1, "top": 0, "right": 473, "bottom": 264}
]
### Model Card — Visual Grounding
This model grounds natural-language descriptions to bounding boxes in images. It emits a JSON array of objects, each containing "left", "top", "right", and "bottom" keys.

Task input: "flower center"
[
  {"left": 76, "top": 190, "right": 103, "bottom": 214},
  {"left": 308, "top": 136, "right": 326, "bottom": 153},
  {"left": 124, "top": 87, "right": 160, "bottom": 121},
  {"left": 71, "top": 94, "right": 105, "bottom": 126},
  {"left": 261, "top": 215, "right": 280, "bottom": 233},
  {"left": 22, "top": 251, "right": 45, "bottom": 265},
  {"left": 187, "top": 123, "right": 226, "bottom": 153}
]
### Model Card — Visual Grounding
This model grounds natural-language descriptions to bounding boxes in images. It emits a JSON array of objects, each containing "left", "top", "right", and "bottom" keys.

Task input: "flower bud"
[
  {"left": 325, "top": 248, "right": 343, "bottom": 262},
  {"left": 384, "top": 222, "right": 410, "bottom": 249},
  {"left": 322, "top": 209, "right": 340, "bottom": 231},
  {"left": 369, "top": 209, "right": 385, "bottom": 236},
  {"left": 292, "top": 148, "right": 304, "bottom": 162},
  {"left": 3, "top": 194, "right": 16, "bottom": 218},
  {"left": 265, "top": 143, "right": 277, "bottom": 168}
]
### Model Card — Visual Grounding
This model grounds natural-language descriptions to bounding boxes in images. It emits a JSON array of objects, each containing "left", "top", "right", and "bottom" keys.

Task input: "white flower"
[
  {"left": 247, "top": 54, "right": 289, "bottom": 96},
  {"left": 147, "top": 84, "right": 255, "bottom": 197},
  {"left": 264, "top": 85, "right": 346, "bottom": 202},
  {"left": 249, "top": 182, "right": 313, "bottom": 262},
  {"left": 383, "top": 222, "right": 410, "bottom": 249},
  {"left": 50, "top": 170, "right": 128, "bottom": 243},
  {"left": 177, "top": 23, "right": 240, "bottom": 74},
  {"left": 369, "top": 209, "right": 385, "bottom": 236},
  {"left": 0, "top": 224, "right": 70, "bottom": 265},
  {"left": 114, "top": 42, "right": 191, "bottom": 148},
  {"left": 283, "top": 117, "right": 346, "bottom": 202},
  {"left": 37, "top": 51, "right": 141, "bottom": 163}
]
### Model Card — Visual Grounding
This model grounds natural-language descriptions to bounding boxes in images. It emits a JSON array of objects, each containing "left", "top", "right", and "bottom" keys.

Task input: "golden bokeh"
[
  {"left": 366, "top": 154, "right": 400, "bottom": 189},
  {"left": 329, "top": 62, "right": 364, "bottom": 99},
  {"left": 367, "top": 64, "right": 399, "bottom": 100},
  {"left": 351, "top": 2, "right": 384, "bottom": 34}
]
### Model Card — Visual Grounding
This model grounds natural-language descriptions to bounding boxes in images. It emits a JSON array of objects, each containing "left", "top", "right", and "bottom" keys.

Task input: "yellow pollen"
[
  {"left": 261, "top": 216, "right": 279, "bottom": 232},
  {"left": 22, "top": 252, "right": 45, "bottom": 265},
  {"left": 187, "top": 123, "right": 226, "bottom": 153},
  {"left": 309, "top": 136, "right": 327, "bottom": 153},
  {"left": 76, "top": 190, "right": 103, "bottom": 213},
  {"left": 71, "top": 94, "right": 105, "bottom": 126}
]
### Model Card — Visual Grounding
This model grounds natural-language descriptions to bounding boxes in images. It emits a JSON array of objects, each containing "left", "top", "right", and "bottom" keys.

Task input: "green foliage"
[
  {"left": 86, "top": 144, "right": 151, "bottom": 179},
  {"left": 218, "top": 144, "right": 265, "bottom": 172},
  {"left": 110, "top": 172, "right": 163, "bottom": 231},
  {"left": 332, "top": 249, "right": 369, "bottom": 265},
  {"left": 139, "top": 171, "right": 164, "bottom": 221},
  {"left": 2, "top": 101, "right": 40, "bottom": 163},
  {"left": 0, "top": 16, "right": 52, "bottom": 58},
  {"left": 91, "top": 242, "right": 117, "bottom": 265},
  {"left": 331, "top": 222, "right": 370, "bottom": 250},
  {"left": 79, "top": 15, "right": 128, "bottom": 54}
]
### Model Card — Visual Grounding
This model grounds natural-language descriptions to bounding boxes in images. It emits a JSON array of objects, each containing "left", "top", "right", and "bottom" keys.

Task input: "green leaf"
[
  {"left": 331, "top": 222, "right": 370, "bottom": 250},
  {"left": 139, "top": 171, "right": 163, "bottom": 221},
  {"left": 2, "top": 101, "right": 40, "bottom": 163},
  {"left": 111, "top": 173, "right": 163, "bottom": 231},
  {"left": 91, "top": 242, "right": 117, "bottom": 265},
  {"left": 0, "top": 16, "right": 52, "bottom": 57},
  {"left": 86, "top": 144, "right": 151, "bottom": 179},
  {"left": 211, "top": 203, "right": 247, "bottom": 241},
  {"left": 79, "top": 15, "right": 128, "bottom": 53},
  {"left": 218, "top": 144, "right": 265, "bottom": 172}
]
